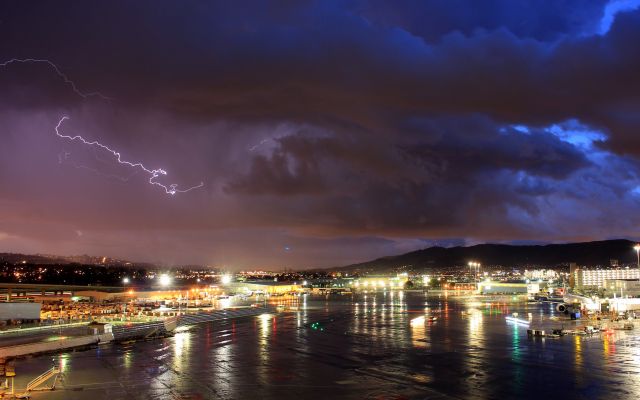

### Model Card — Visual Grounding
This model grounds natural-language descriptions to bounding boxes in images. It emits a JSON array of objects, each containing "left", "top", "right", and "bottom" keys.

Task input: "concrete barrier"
[{"left": 0, "top": 335, "right": 99, "bottom": 358}]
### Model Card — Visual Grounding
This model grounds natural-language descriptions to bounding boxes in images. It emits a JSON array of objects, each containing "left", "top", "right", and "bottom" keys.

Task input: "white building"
[
  {"left": 574, "top": 268, "right": 640, "bottom": 289},
  {"left": 524, "top": 269, "right": 558, "bottom": 281},
  {"left": 604, "top": 279, "right": 640, "bottom": 297}
]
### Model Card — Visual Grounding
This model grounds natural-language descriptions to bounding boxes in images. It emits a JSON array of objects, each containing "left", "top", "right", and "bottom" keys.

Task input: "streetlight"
[
  {"left": 121, "top": 277, "right": 131, "bottom": 317},
  {"left": 468, "top": 262, "right": 481, "bottom": 292},
  {"left": 122, "top": 277, "right": 130, "bottom": 299},
  {"left": 634, "top": 244, "right": 640, "bottom": 269},
  {"left": 159, "top": 274, "right": 171, "bottom": 287}
]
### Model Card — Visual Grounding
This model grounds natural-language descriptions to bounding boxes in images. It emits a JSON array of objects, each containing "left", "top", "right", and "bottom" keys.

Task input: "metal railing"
[{"left": 25, "top": 366, "right": 60, "bottom": 391}]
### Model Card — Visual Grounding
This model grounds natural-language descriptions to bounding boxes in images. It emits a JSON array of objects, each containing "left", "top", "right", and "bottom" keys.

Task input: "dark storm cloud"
[
  {"left": 354, "top": 0, "right": 609, "bottom": 41},
  {"left": 1, "top": 0, "right": 640, "bottom": 267},
  {"left": 2, "top": 1, "right": 639, "bottom": 131},
  {"left": 225, "top": 115, "right": 591, "bottom": 237}
]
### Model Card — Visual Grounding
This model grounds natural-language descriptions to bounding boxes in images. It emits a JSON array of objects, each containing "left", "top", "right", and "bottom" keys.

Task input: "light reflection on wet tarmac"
[{"left": 12, "top": 292, "right": 640, "bottom": 399}]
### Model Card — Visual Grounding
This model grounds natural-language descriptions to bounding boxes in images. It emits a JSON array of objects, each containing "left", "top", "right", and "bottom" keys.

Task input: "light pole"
[
  {"left": 122, "top": 277, "right": 130, "bottom": 317},
  {"left": 634, "top": 244, "right": 640, "bottom": 269},
  {"left": 468, "top": 262, "right": 481, "bottom": 292}
]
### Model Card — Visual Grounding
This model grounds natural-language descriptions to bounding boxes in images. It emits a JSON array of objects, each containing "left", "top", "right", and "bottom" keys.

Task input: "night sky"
[{"left": 1, "top": 1, "right": 640, "bottom": 268}]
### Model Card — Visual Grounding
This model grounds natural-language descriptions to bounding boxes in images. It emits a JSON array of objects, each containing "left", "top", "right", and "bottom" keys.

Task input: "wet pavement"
[{"left": 10, "top": 292, "right": 640, "bottom": 400}]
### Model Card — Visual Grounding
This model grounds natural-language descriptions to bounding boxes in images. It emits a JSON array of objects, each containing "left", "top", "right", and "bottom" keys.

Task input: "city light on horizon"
[{"left": 1, "top": 1, "right": 639, "bottom": 268}]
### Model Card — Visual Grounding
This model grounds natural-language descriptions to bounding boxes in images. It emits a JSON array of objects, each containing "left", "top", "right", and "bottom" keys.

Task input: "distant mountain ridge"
[
  {"left": 338, "top": 239, "right": 637, "bottom": 273},
  {"left": 0, "top": 252, "right": 153, "bottom": 267}
]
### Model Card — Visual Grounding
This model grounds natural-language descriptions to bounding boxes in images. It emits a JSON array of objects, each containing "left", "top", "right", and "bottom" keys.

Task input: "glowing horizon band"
[
  {"left": 55, "top": 116, "right": 204, "bottom": 195},
  {"left": 0, "top": 58, "right": 111, "bottom": 100}
]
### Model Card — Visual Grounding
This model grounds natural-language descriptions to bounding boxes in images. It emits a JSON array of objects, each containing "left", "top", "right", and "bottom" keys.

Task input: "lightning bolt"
[
  {"left": 2, "top": 58, "right": 203, "bottom": 195},
  {"left": 59, "top": 150, "right": 140, "bottom": 183},
  {"left": 55, "top": 116, "right": 204, "bottom": 195},
  {"left": 0, "top": 58, "right": 111, "bottom": 100}
]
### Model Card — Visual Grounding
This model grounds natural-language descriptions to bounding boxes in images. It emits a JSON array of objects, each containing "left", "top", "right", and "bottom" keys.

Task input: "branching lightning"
[
  {"left": 0, "top": 57, "right": 203, "bottom": 195},
  {"left": 55, "top": 116, "right": 204, "bottom": 195},
  {"left": 0, "top": 58, "right": 111, "bottom": 100},
  {"left": 58, "top": 150, "right": 140, "bottom": 183}
]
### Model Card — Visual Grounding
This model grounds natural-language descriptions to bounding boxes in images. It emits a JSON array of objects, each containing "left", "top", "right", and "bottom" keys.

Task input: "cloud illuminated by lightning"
[
  {"left": 55, "top": 116, "right": 204, "bottom": 195},
  {"left": 248, "top": 138, "right": 274, "bottom": 152},
  {"left": 0, "top": 58, "right": 111, "bottom": 100}
]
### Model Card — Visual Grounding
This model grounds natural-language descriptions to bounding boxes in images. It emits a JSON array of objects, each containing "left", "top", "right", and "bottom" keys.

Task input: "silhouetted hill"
[
  {"left": 337, "top": 239, "right": 637, "bottom": 273},
  {"left": 0, "top": 252, "right": 154, "bottom": 268},
  {"left": 0, "top": 253, "right": 68, "bottom": 265}
]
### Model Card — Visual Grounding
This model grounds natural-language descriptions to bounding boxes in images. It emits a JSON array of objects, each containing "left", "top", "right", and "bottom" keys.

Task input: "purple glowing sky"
[{"left": 1, "top": 1, "right": 640, "bottom": 268}]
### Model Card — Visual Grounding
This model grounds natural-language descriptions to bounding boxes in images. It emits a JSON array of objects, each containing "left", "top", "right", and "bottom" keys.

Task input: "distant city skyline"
[{"left": 2, "top": 1, "right": 640, "bottom": 268}]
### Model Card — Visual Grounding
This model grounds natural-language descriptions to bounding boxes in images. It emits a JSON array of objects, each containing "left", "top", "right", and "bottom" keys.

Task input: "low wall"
[
  {"left": 0, "top": 303, "right": 41, "bottom": 321},
  {"left": 0, "top": 335, "right": 98, "bottom": 358}
]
